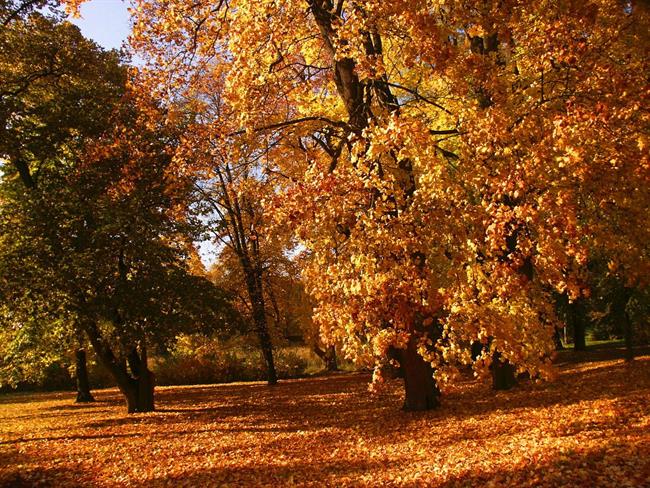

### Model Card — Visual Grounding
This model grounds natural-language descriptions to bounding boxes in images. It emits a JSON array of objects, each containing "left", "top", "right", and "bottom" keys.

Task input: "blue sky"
[{"left": 68, "top": 0, "right": 131, "bottom": 50}]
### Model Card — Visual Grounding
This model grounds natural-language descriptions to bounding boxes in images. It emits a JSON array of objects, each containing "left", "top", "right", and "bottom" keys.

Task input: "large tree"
[{"left": 68, "top": 0, "right": 650, "bottom": 410}]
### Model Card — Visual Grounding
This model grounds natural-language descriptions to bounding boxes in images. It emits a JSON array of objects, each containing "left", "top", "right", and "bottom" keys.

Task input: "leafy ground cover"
[{"left": 1, "top": 349, "right": 648, "bottom": 487}]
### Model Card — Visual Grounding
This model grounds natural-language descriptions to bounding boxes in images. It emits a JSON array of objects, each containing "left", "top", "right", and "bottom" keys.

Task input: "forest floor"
[{"left": 1, "top": 347, "right": 649, "bottom": 487}]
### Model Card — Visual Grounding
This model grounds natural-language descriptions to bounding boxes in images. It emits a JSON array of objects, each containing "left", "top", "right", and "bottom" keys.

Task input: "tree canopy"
[
  {"left": 88, "top": 0, "right": 649, "bottom": 407},
  {"left": 0, "top": 9, "right": 238, "bottom": 410}
]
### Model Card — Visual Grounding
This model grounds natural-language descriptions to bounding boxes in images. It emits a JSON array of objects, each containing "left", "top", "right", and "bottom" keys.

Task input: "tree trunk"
[
  {"left": 245, "top": 272, "right": 278, "bottom": 385},
  {"left": 82, "top": 318, "right": 155, "bottom": 413},
  {"left": 624, "top": 314, "right": 634, "bottom": 362},
  {"left": 258, "top": 324, "right": 278, "bottom": 385},
  {"left": 324, "top": 345, "right": 338, "bottom": 371},
  {"left": 470, "top": 340, "right": 486, "bottom": 360},
  {"left": 491, "top": 352, "right": 517, "bottom": 390},
  {"left": 614, "top": 287, "right": 634, "bottom": 362},
  {"left": 570, "top": 299, "right": 587, "bottom": 351},
  {"left": 314, "top": 345, "right": 339, "bottom": 372},
  {"left": 74, "top": 348, "right": 95, "bottom": 403},
  {"left": 474, "top": 336, "right": 517, "bottom": 390},
  {"left": 126, "top": 346, "right": 155, "bottom": 413},
  {"left": 553, "top": 328, "right": 565, "bottom": 350},
  {"left": 395, "top": 337, "right": 441, "bottom": 411}
]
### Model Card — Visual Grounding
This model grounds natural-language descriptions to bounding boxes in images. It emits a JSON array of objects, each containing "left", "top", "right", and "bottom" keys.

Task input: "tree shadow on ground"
[
  {"left": 0, "top": 444, "right": 85, "bottom": 487},
  {"left": 439, "top": 442, "right": 650, "bottom": 488},
  {"left": 138, "top": 458, "right": 394, "bottom": 487},
  {"left": 0, "top": 431, "right": 144, "bottom": 446},
  {"left": 133, "top": 440, "right": 649, "bottom": 487},
  {"left": 1, "top": 350, "right": 648, "bottom": 487},
  {"left": 75, "top": 357, "right": 649, "bottom": 437},
  {"left": 555, "top": 345, "right": 650, "bottom": 366}
]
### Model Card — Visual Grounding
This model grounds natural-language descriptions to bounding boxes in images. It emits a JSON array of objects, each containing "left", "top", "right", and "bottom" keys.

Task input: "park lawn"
[{"left": 0, "top": 351, "right": 648, "bottom": 487}]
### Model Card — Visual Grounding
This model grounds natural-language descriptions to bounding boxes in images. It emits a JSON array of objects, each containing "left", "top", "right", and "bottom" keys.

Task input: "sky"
[{"left": 67, "top": 0, "right": 132, "bottom": 51}]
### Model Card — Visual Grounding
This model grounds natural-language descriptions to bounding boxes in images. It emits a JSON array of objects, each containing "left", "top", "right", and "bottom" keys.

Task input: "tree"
[
  {"left": 183, "top": 133, "right": 282, "bottom": 385},
  {"left": 0, "top": 8, "right": 123, "bottom": 395},
  {"left": 83, "top": 0, "right": 650, "bottom": 410},
  {"left": 0, "top": 11, "right": 235, "bottom": 412},
  {"left": 1, "top": 0, "right": 59, "bottom": 26}
]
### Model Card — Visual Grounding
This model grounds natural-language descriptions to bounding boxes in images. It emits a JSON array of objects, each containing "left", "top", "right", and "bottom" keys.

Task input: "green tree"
[{"left": 0, "top": 11, "right": 236, "bottom": 412}]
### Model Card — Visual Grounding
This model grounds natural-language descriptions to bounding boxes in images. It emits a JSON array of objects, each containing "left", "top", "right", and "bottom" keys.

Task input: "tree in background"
[{"left": 1, "top": 0, "right": 59, "bottom": 26}]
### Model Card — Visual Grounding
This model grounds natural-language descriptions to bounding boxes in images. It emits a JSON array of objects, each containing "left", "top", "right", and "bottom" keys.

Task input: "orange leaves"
[{"left": 1, "top": 352, "right": 649, "bottom": 487}]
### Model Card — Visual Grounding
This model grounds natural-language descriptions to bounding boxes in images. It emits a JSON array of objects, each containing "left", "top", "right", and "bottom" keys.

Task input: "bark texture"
[
  {"left": 491, "top": 352, "right": 517, "bottom": 390},
  {"left": 396, "top": 337, "right": 441, "bottom": 411},
  {"left": 74, "top": 348, "right": 95, "bottom": 403},
  {"left": 82, "top": 319, "right": 155, "bottom": 413}
]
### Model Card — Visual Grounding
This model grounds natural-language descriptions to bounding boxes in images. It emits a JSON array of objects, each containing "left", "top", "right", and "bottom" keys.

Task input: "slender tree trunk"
[
  {"left": 256, "top": 315, "right": 278, "bottom": 385},
  {"left": 553, "top": 328, "right": 565, "bottom": 350},
  {"left": 250, "top": 293, "right": 277, "bottom": 385},
  {"left": 74, "top": 348, "right": 95, "bottom": 403},
  {"left": 568, "top": 298, "right": 587, "bottom": 351},
  {"left": 614, "top": 287, "right": 634, "bottom": 362},
  {"left": 244, "top": 268, "right": 278, "bottom": 385},
  {"left": 395, "top": 337, "right": 441, "bottom": 411},
  {"left": 623, "top": 310, "right": 634, "bottom": 362}
]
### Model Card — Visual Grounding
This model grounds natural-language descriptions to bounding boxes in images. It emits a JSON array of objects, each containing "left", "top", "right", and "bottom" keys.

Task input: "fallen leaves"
[{"left": 0, "top": 351, "right": 649, "bottom": 487}]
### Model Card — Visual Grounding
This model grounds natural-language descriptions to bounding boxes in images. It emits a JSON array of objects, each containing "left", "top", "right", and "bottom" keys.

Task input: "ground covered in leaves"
[{"left": 1, "top": 349, "right": 649, "bottom": 487}]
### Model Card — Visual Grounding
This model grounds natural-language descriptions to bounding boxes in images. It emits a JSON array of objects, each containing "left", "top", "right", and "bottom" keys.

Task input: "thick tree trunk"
[
  {"left": 74, "top": 348, "right": 95, "bottom": 403},
  {"left": 491, "top": 352, "right": 517, "bottom": 390},
  {"left": 126, "top": 346, "right": 155, "bottom": 413},
  {"left": 573, "top": 323, "right": 586, "bottom": 350},
  {"left": 395, "top": 337, "right": 441, "bottom": 411},
  {"left": 470, "top": 340, "right": 486, "bottom": 361},
  {"left": 120, "top": 374, "right": 155, "bottom": 413},
  {"left": 324, "top": 345, "right": 338, "bottom": 371},
  {"left": 82, "top": 318, "right": 155, "bottom": 413}
]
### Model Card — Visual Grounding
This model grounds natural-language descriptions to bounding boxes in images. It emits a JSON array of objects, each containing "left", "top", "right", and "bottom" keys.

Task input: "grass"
[{"left": 1, "top": 348, "right": 649, "bottom": 487}]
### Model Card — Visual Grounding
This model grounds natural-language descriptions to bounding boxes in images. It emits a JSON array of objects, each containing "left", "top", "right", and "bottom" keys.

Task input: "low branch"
[{"left": 228, "top": 116, "right": 349, "bottom": 137}]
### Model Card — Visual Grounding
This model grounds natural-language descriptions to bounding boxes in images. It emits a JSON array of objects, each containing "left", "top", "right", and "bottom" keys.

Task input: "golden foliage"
[{"left": 91, "top": 0, "right": 650, "bottom": 386}]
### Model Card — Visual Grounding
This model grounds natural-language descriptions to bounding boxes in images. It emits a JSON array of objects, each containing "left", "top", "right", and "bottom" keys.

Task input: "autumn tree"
[
  {"left": 0, "top": 8, "right": 123, "bottom": 399},
  {"left": 78, "top": 0, "right": 650, "bottom": 410},
  {"left": 0, "top": 11, "right": 235, "bottom": 412},
  {"left": 178, "top": 124, "right": 285, "bottom": 385}
]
